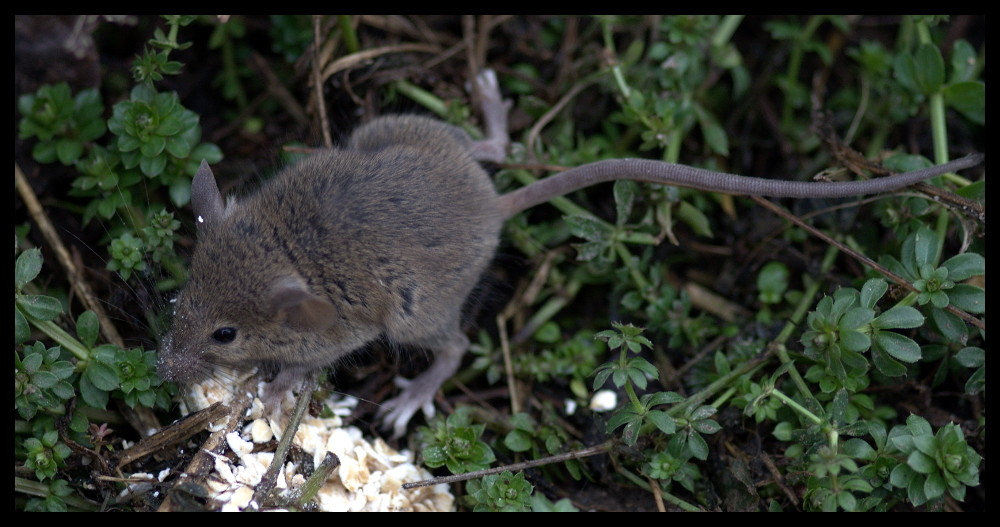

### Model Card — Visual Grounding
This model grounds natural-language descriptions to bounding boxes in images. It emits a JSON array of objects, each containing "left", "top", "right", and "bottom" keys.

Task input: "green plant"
[
  {"left": 883, "top": 226, "right": 985, "bottom": 314},
  {"left": 594, "top": 323, "right": 722, "bottom": 459},
  {"left": 14, "top": 342, "right": 76, "bottom": 420},
  {"left": 465, "top": 470, "right": 535, "bottom": 512},
  {"left": 642, "top": 440, "right": 702, "bottom": 493},
  {"left": 14, "top": 245, "right": 176, "bottom": 506},
  {"left": 503, "top": 412, "right": 585, "bottom": 480},
  {"left": 17, "top": 83, "right": 106, "bottom": 165},
  {"left": 419, "top": 408, "right": 496, "bottom": 474},
  {"left": 801, "top": 278, "right": 925, "bottom": 386},
  {"left": 801, "top": 444, "right": 874, "bottom": 511},
  {"left": 885, "top": 415, "right": 981, "bottom": 506},
  {"left": 18, "top": 15, "right": 222, "bottom": 288},
  {"left": 16, "top": 248, "right": 176, "bottom": 409},
  {"left": 21, "top": 428, "right": 73, "bottom": 482},
  {"left": 22, "top": 478, "right": 76, "bottom": 512}
]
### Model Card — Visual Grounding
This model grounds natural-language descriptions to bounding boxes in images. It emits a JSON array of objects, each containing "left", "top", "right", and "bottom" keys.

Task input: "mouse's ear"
[
  {"left": 268, "top": 277, "right": 337, "bottom": 332},
  {"left": 192, "top": 160, "right": 226, "bottom": 227}
]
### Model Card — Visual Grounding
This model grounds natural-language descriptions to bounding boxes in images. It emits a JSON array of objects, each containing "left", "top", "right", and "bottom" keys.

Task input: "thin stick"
[
  {"left": 15, "top": 163, "right": 123, "bottom": 346},
  {"left": 402, "top": 441, "right": 612, "bottom": 489},
  {"left": 320, "top": 43, "right": 441, "bottom": 82},
  {"left": 251, "top": 376, "right": 318, "bottom": 507},
  {"left": 496, "top": 314, "right": 519, "bottom": 414},
  {"left": 312, "top": 15, "right": 333, "bottom": 148}
]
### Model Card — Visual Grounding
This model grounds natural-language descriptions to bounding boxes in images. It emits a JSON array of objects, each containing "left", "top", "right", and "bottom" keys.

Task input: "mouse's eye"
[{"left": 211, "top": 327, "right": 237, "bottom": 344}]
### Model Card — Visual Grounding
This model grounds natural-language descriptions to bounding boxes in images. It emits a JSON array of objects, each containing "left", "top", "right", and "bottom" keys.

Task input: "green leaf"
[
  {"left": 592, "top": 367, "right": 613, "bottom": 390},
  {"left": 17, "top": 295, "right": 64, "bottom": 321},
  {"left": 923, "top": 471, "right": 947, "bottom": 500},
  {"left": 837, "top": 491, "right": 857, "bottom": 512},
  {"left": 690, "top": 405, "right": 717, "bottom": 421},
  {"left": 140, "top": 135, "right": 167, "bottom": 158},
  {"left": 534, "top": 321, "right": 566, "bottom": 344},
  {"left": 840, "top": 307, "right": 874, "bottom": 330},
  {"left": 943, "top": 81, "right": 985, "bottom": 125},
  {"left": 85, "top": 360, "right": 119, "bottom": 391},
  {"left": 631, "top": 357, "right": 658, "bottom": 377},
  {"left": 621, "top": 418, "right": 642, "bottom": 447},
  {"left": 78, "top": 374, "right": 109, "bottom": 409},
  {"left": 76, "top": 311, "right": 100, "bottom": 347},
  {"left": 158, "top": 115, "right": 184, "bottom": 135},
  {"left": 55, "top": 139, "right": 83, "bottom": 165},
  {"left": 913, "top": 43, "right": 945, "bottom": 95},
  {"left": 116, "top": 133, "right": 141, "bottom": 152},
  {"left": 21, "top": 347, "right": 43, "bottom": 371},
  {"left": 140, "top": 153, "right": 167, "bottom": 177},
  {"left": 930, "top": 307, "right": 967, "bottom": 342},
  {"left": 693, "top": 419, "right": 721, "bottom": 434},
  {"left": 32, "top": 370, "right": 59, "bottom": 388},
  {"left": 646, "top": 410, "right": 676, "bottom": 434},
  {"left": 949, "top": 40, "right": 978, "bottom": 83},
  {"left": 606, "top": 408, "right": 639, "bottom": 432},
  {"left": 874, "top": 331, "right": 921, "bottom": 363},
  {"left": 941, "top": 252, "right": 985, "bottom": 281},
  {"left": 889, "top": 462, "right": 915, "bottom": 489},
  {"left": 687, "top": 431, "right": 709, "bottom": 460},
  {"left": 859, "top": 278, "right": 887, "bottom": 310},
  {"left": 676, "top": 201, "right": 713, "bottom": 237},
  {"left": 963, "top": 363, "right": 985, "bottom": 395},
  {"left": 15, "top": 248, "right": 44, "bottom": 291},
  {"left": 905, "top": 414, "right": 933, "bottom": 436},
  {"left": 947, "top": 284, "right": 984, "bottom": 314},
  {"left": 872, "top": 306, "right": 924, "bottom": 329},
  {"left": 842, "top": 477, "right": 873, "bottom": 493},
  {"left": 613, "top": 180, "right": 638, "bottom": 226},
  {"left": 694, "top": 104, "right": 729, "bottom": 156},
  {"left": 840, "top": 329, "right": 871, "bottom": 353},
  {"left": 871, "top": 347, "right": 906, "bottom": 377},
  {"left": 49, "top": 360, "right": 74, "bottom": 380},
  {"left": 191, "top": 142, "right": 223, "bottom": 165},
  {"left": 52, "top": 380, "right": 75, "bottom": 400},
  {"left": 954, "top": 347, "right": 984, "bottom": 368},
  {"left": 842, "top": 438, "right": 876, "bottom": 461},
  {"left": 15, "top": 309, "right": 30, "bottom": 344},
  {"left": 566, "top": 214, "right": 612, "bottom": 242},
  {"left": 757, "top": 261, "right": 789, "bottom": 304},
  {"left": 32, "top": 140, "right": 58, "bottom": 163},
  {"left": 504, "top": 430, "right": 533, "bottom": 452},
  {"left": 627, "top": 367, "right": 649, "bottom": 389},
  {"left": 166, "top": 177, "right": 192, "bottom": 207},
  {"left": 646, "top": 391, "right": 685, "bottom": 406},
  {"left": 907, "top": 450, "right": 936, "bottom": 474},
  {"left": 912, "top": 227, "right": 938, "bottom": 268}
]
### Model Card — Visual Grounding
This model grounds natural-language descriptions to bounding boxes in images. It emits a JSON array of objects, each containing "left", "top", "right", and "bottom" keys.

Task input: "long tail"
[{"left": 497, "top": 154, "right": 985, "bottom": 219}]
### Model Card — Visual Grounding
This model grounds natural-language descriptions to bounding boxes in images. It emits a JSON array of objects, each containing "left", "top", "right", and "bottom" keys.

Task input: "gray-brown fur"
[{"left": 158, "top": 115, "right": 504, "bottom": 437}]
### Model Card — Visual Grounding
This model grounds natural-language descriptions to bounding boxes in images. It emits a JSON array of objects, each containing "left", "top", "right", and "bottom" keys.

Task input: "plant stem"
[
  {"left": 24, "top": 314, "right": 89, "bottom": 361},
  {"left": 711, "top": 15, "right": 744, "bottom": 48},
  {"left": 394, "top": 80, "right": 448, "bottom": 117},
  {"left": 772, "top": 245, "right": 839, "bottom": 405},
  {"left": 780, "top": 15, "right": 826, "bottom": 128},
  {"left": 771, "top": 388, "right": 822, "bottom": 425},
  {"left": 337, "top": 15, "right": 359, "bottom": 54},
  {"left": 615, "top": 243, "right": 650, "bottom": 292},
  {"left": 601, "top": 19, "right": 631, "bottom": 100}
]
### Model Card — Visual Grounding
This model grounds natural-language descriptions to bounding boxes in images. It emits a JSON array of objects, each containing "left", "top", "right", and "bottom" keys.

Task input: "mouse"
[{"left": 156, "top": 69, "right": 984, "bottom": 438}]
